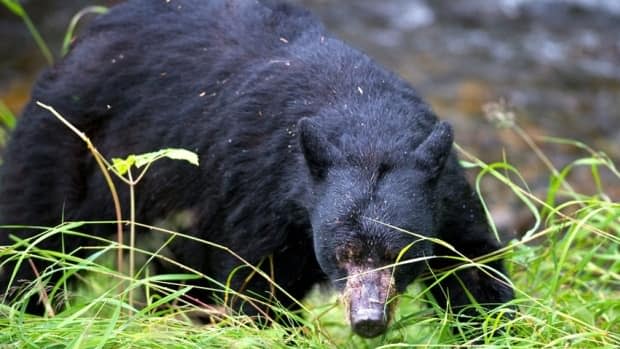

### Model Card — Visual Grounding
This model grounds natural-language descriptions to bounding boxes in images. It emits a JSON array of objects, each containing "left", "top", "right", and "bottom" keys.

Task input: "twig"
[{"left": 36, "top": 102, "right": 125, "bottom": 275}]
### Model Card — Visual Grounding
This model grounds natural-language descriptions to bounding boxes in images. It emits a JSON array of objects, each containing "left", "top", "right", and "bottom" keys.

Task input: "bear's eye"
[{"left": 377, "top": 163, "right": 391, "bottom": 180}]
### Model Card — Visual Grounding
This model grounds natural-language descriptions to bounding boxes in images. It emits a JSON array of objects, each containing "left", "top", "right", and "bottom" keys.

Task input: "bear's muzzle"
[{"left": 342, "top": 266, "right": 396, "bottom": 338}]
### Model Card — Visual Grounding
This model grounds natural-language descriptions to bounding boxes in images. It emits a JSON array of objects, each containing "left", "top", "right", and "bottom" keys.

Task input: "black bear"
[{"left": 0, "top": 0, "right": 513, "bottom": 338}]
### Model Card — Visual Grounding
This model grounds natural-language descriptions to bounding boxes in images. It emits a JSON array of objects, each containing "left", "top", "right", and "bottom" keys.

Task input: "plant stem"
[
  {"left": 513, "top": 124, "right": 577, "bottom": 195},
  {"left": 36, "top": 102, "right": 125, "bottom": 277},
  {"left": 128, "top": 169, "right": 136, "bottom": 309}
]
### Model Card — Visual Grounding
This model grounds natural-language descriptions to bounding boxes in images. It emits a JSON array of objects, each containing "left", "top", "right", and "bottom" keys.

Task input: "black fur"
[{"left": 0, "top": 0, "right": 512, "bottom": 332}]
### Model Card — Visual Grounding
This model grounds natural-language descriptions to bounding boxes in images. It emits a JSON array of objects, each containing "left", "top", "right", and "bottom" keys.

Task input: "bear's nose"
[
  {"left": 350, "top": 307, "right": 387, "bottom": 338},
  {"left": 344, "top": 267, "right": 395, "bottom": 338}
]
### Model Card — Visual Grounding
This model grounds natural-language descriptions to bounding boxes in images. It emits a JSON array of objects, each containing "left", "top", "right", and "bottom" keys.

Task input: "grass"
[
  {"left": 1, "top": 109, "right": 618, "bottom": 348},
  {"left": 1, "top": 3, "right": 619, "bottom": 348}
]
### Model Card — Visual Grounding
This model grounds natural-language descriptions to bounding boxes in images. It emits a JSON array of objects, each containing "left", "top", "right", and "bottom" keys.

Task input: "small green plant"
[
  {"left": 37, "top": 101, "right": 199, "bottom": 309},
  {"left": 111, "top": 148, "right": 198, "bottom": 307}
]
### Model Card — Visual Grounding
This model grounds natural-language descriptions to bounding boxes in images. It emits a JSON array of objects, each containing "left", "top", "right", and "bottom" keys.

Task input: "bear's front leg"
[
  {"left": 206, "top": 237, "right": 325, "bottom": 325},
  {"left": 424, "top": 240, "right": 513, "bottom": 321},
  {"left": 424, "top": 158, "right": 514, "bottom": 330}
]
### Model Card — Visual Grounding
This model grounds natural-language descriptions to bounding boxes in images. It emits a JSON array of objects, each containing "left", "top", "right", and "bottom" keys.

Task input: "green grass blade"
[{"left": 61, "top": 6, "right": 108, "bottom": 56}]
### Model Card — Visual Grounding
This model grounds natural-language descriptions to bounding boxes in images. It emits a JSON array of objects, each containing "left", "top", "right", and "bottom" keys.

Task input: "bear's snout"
[{"left": 342, "top": 266, "right": 396, "bottom": 338}]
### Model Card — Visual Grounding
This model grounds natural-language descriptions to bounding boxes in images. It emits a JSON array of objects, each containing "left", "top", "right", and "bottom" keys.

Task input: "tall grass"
[
  {"left": 1, "top": 127, "right": 618, "bottom": 348},
  {"left": 1, "top": 106, "right": 618, "bottom": 348},
  {"left": 1, "top": 4, "right": 619, "bottom": 348}
]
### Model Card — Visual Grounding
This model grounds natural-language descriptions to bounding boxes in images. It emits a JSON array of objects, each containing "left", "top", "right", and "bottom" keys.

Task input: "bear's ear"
[
  {"left": 298, "top": 117, "right": 342, "bottom": 180},
  {"left": 413, "top": 121, "right": 454, "bottom": 179}
]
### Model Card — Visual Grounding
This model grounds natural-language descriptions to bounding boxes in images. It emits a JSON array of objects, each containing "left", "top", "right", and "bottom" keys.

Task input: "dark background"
[{"left": 1, "top": 0, "right": 619, "bottom": 236}]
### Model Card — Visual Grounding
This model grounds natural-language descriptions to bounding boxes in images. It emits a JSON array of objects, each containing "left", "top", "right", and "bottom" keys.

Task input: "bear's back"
[
  {"left": 28, "top": 0, "right": 322, "bottom": 126},
  {"left": 0, "top": 0, "right": 334, "bottom": 231}
]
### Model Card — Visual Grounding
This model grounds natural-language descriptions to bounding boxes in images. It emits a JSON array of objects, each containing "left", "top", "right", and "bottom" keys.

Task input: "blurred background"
[{"left": 1, "top": 0, "right": 619, "bottom": 237}]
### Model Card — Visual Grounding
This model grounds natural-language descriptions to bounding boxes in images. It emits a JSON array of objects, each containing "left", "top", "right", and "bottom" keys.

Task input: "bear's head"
[{"left": 298, "top": 117, "right": 454, "bottom": 338}]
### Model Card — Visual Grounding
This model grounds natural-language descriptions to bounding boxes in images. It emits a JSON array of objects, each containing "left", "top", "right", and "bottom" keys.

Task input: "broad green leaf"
[
  {"left": 133, "top": 148, "right": 199, "bottom": 168},
  {"left": 111, "top": 148, "right": 199, "bottom": 176},
  {"left": 111, "top": 155, "right": 136, "bottom": 175}
]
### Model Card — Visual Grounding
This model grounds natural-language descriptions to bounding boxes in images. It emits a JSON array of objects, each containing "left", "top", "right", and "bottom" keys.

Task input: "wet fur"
[{"left": 0, "top": 0, "right": 512, "bottom": 330}]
